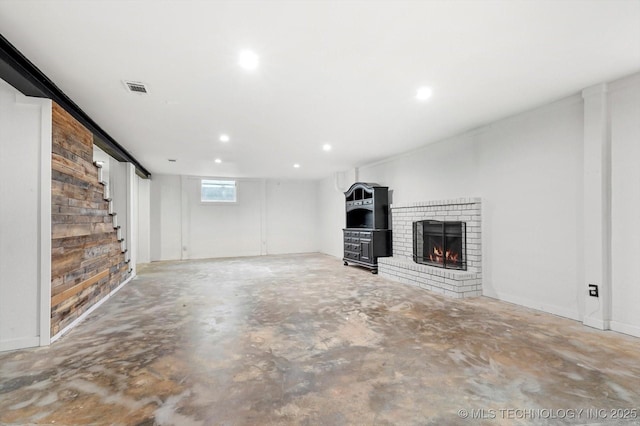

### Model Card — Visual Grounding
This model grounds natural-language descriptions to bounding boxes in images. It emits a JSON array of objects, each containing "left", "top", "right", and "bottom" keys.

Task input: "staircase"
[{"left": 94, "top": 161, "right": 132, "bottom": 274}]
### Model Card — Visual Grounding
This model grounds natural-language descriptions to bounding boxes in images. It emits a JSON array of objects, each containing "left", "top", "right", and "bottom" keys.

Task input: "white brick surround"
[{"left": 378, "top": 198, "right": 482, "bottom": 298}]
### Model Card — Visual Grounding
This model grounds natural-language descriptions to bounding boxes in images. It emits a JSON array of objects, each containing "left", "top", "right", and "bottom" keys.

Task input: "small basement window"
[{"left": 201, "top": 179, "right": 237, "bottom": 203}]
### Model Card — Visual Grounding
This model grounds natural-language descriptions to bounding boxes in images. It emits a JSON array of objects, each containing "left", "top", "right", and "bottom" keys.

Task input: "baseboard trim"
[
  {"left": 0, "top": 336, "right": 40, "bottom": 353},
  {"left": 485, "top": 290, "right": 580, "bottom": 321},
  {"left": 51, "top": 274, "right": 135, "bottom": 343},
  {"left": 610, "top": 320, "right": 640, "bottom": 338},
  {"left": 582, "top": 316, "right": 610, "bottom": 331}
]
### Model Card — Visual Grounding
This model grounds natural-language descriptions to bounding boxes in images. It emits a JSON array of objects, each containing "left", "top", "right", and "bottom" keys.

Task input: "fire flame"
[{"left": 429, "top": 245, "right": 459, "bottom": 264}]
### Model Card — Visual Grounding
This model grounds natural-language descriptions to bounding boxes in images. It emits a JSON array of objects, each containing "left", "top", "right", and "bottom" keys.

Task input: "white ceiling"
[{"left": 1, "top": 0, "right": 639, "bottom": 179}]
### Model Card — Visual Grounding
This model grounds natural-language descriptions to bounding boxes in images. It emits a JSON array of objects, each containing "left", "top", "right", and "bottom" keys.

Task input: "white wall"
[
  {"left": 181, "top": 176, "right": 263, "bottom": 259},
  {"left": 266, "top": 180, "right": 318, "bottom": 254},
  {"left": 150, "top": 174, "right": 182, "bottom": 261},
  {"left": 358, "top": 133, "right": 480, "bottom": 205},
  {"left": 319, "top": 95, "right": 586, "bottom": 321},
  {"left": 610, "top": 73, "right": 640, "bottom": 337},
  {"left": 0, "top": 79, "right": 51, "bottom": 351},
  {"left": 317, "top": 174, "right": 345, "bottom": 259},
  {"left": 125, "top": 163, "right": 136, "bottom": 275},
  {"left": 319, "top": 72, "right": 640, "bottom": 333},
  {"left": 94, "top": 145, "right": 151, "bottom": 269},
  {"left": 137, "top": 175, "right": 151, "bottom": 264},
  {"left": 475, "top": 96, "right": 584, "bottom": 320},
  {"left": 109, "top": 158, "right": 128, "bottom": 249},
  {"left": 92, "top": 145, "right": 110, "bottom": 182},
  {"left": 150, "top": 175, "right": 318, "bottom": 261},
  {"left": 354, "top": 95, "right": 585, "bottom": 320}
]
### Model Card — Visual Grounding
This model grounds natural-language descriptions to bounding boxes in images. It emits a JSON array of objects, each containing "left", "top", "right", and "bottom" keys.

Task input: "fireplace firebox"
[{"left": 413, "top": 220, "right": 466, "bottom": 270}]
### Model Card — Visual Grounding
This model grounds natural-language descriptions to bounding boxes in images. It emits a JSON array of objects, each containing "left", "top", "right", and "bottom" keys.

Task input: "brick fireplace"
[{"left": 378, "top": 198, "right": 482, "bottom": 298}]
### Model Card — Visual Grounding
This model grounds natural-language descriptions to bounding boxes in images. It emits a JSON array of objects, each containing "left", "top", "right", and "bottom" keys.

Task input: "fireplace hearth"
[
  {"left": 413, "top": 220, "right": 466, "bottom": 270},
  {"left": 378, "top": 198, "right": 482, "bottom": 299}
]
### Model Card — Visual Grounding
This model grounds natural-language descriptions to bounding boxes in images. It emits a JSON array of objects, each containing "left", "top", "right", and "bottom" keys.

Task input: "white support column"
[
  {"left": 260, "top": 179, "right": 267, "bottom": 255},
  {"left": 180, "top": 175, "right": 190, "bottom": 260},
  {"left": 126, "top": 163, "right": 137, "bottom": 276},
  {"left": 38, "top": 98, "right": 52, "bottom": 347},
  {"left": 582, "top": 83, "right": 611, "bottom": 330},
  {"left": 0, "top": 85, "right": 52, "bottom": 351}
]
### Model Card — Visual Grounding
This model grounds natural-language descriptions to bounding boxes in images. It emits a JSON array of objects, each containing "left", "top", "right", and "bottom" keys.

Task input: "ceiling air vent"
[{"left": 123, "top": 80, "right": 149, "bottom": 94}]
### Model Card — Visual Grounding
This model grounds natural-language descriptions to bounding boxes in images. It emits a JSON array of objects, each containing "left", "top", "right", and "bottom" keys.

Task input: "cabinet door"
[{"left": 360, "top": 238, "right": 372, "bottom": 263}]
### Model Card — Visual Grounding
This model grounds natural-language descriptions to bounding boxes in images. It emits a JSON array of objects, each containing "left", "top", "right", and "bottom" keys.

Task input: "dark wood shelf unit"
[{"left": 343, "top": 182, "right": 392, "bottom": 273}]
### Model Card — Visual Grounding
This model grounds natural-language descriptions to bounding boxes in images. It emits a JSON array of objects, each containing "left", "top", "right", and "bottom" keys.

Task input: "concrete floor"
[{"left": 1, "top": 253, "right": 639, "bottom": 426}]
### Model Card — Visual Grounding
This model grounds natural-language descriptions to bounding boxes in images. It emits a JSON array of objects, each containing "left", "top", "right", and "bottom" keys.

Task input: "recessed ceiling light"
[
  {"left": 214, "top": 158, "right": 222, "bottom": 164},
  {"left": 238, "top": 50, "right": 259, "bottom": 71},
  {"left": 293, "top": 163, "right": 300, "bottom": 168},
  {"left": 219, "top": 134, "right": 230, "bottom": 142},
  {"left": 322, "top": 144, "right": 332, "bottom": 152},
  {"left": 416, "top": 86, "right": 433, "bottom": 101}
]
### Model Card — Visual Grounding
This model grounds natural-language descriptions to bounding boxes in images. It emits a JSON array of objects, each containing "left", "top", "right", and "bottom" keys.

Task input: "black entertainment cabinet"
[{"left": 343, "top": 182, "right": 392, "bottom": 273}]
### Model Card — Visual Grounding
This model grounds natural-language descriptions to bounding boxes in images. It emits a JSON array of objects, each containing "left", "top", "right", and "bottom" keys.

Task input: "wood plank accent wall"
[{"left": 51, "top": 102, "right": 130, "bottom": 336}]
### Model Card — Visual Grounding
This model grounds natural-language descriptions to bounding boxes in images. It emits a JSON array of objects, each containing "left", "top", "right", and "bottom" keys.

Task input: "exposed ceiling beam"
[{"left": 0, "top": 33, "right": 151, "bottom": 178}]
